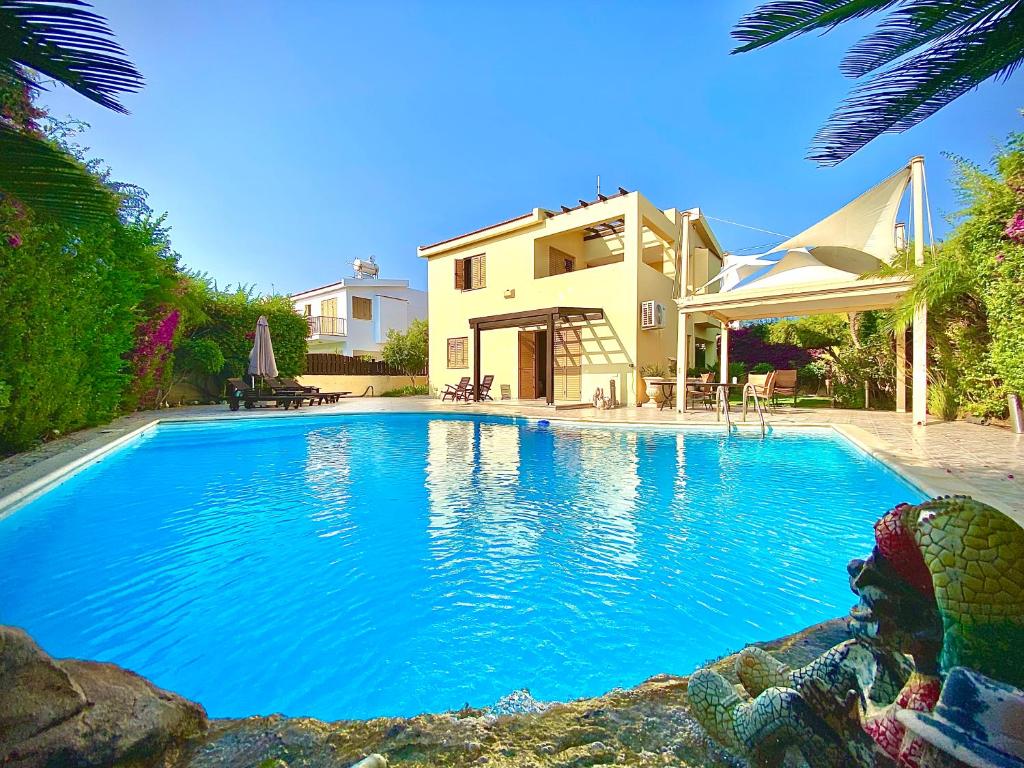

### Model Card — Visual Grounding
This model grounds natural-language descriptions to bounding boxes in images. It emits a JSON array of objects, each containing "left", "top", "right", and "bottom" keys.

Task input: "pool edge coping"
[
  {"left": 0, "top": 420, "right": 159, "bottom": 519},
  {"left": 0, "top": 407, "right": 956, "bottom": 519}
]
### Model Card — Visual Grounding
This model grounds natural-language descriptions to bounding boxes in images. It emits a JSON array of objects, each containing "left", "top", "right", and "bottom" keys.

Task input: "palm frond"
[
  {"left": 0, "top": 0, "right": 143, "bottom": 113},
  {"left": 0, "top": 123, "right": 116, "bottom": 224},
  {"left": 810, "top": 5, "right": 1024, "bottom": 164},
  {"left": 731, "top": 0, "right": 898, "bottom": 53},
  {"left": 841, "top": 0, "right": 1021, "bottom": 76}
]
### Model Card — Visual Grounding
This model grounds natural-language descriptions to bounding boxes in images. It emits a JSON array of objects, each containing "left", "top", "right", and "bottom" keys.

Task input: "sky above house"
[{"left": 38, "top": 1, "right": 1023, "bottom": 295}]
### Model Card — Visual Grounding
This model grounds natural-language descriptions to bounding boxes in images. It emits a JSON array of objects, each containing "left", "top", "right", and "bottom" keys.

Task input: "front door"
[{"left": 518, "top": 331, "right": 536, "bottom": 399}]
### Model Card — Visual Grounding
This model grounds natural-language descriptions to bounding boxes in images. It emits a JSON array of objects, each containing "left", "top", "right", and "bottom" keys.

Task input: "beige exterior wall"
[
  {"left": 421, "top": 193, "right": 723, "bottom": 405},
  {"left": 296, "top": 374, "right": 427, "bottom": 395}
]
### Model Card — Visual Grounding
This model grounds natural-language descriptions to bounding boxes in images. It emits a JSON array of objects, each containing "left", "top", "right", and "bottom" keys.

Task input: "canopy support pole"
[
  {"left": 677, "top": 311, "right": 690, "bottom": 412},
  {"left": 896, "top": 329, "right": 907, "bottom": 413},
  {"left": 719, "top": 324, "right": 730, "bottom": 384},
  {"left": 911, "top": 156, "right": 928, "bottom": 426},
  {"left": 546, "top": 312, "right": 555, "bottom": 405}
]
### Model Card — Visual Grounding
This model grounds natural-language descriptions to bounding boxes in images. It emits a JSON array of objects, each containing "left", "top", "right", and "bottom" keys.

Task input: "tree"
[
  {"left": 732, "top": 1, "right": 1024, "bottom": 165},
  {"left": 1, "top": 1, "right": 143, "bottom": 223},
  {"left": 380, "top": 320, "right": 428, "bottom": 384}
]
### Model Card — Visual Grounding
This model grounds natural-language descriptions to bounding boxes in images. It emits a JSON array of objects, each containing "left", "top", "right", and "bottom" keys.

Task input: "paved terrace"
[{"left": 1, "top": 398, "right": 1021, "bottom": 524}]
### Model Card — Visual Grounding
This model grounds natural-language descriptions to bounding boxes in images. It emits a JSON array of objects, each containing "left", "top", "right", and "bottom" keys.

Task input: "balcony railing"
[{"left": 306, "top": 315, "right": 346, "bottom": 337}]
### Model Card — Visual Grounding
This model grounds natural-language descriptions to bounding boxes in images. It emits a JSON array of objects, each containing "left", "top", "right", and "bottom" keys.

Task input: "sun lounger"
[
  {"left": 268, "top": 377, "right": 348, "bottom": 405},
  {"left": 226, "top": 377, "right": 306, "bottom": 411}
]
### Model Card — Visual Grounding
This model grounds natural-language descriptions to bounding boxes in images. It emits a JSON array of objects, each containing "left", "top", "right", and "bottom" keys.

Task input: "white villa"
[{"left": 292, "top": 262, "right": 427, "bottom": 358}]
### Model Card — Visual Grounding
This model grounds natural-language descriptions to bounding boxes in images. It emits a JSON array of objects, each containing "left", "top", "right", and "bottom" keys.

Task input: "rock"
[
  {"left": 0, "top": 626, "right": 87, "bottom": 754},
  {"left": 350, "top": 754, "right": 387, "bottom": 768},
  {"left": 0, "top": 625, "right": 207, "bottom": 768}
]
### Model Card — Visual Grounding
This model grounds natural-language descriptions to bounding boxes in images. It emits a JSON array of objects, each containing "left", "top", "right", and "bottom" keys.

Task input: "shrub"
[
  {"left": 640, "top": 364, "right": 668, "bottom": 378},
  {"left": 381, "top": 385, "right": 430, "bottom": 397},
  {"left": 751, "top": 362, "right": 775, "bottom": 374},
  {"left": 380, "top": 319, "right": 428, "bottom": 384}
]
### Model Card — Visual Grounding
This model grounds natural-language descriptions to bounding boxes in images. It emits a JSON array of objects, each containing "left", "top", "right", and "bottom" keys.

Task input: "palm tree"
[
  {"left": 732, "top": 0, "right": 1024, "bottom": 165},
  {"left": 0, "top": 0, "right": 143, "bottom": 224}
]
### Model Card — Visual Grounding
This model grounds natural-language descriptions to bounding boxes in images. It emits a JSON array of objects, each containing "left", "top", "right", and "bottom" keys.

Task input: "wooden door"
[
  {"left": 553, "top": 327, "right": 582, "bottom": 401},
  {"left": 518, "top": 331, "right": 536, "bottom": 399},
  {"left": 320, "top": 298, "right": 339, "bottom": 334}
]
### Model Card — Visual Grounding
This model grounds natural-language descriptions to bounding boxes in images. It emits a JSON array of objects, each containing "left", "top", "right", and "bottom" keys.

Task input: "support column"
[
  {"left": 546, "top": 312, "right": 555, "bottom": 406},
  {"left": 911, "top": 156, "right": 927, "bottom": 426},
  {"left": 895, "top": 329, "right": 907, "bottom": 413},
  {"left": 719, "top": 323, "right": 730, "bottom": 384},
  {"left": 472, "top": 324, "right": 481, "bottom": 402},
  {"left": 677, "top": 312, "right": 689, "bottom": 412}
]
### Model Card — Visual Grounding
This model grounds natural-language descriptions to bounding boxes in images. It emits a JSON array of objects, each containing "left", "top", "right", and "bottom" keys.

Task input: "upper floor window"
[
  {"left": 352, "top": 296, "right": 373, "bottom": 321},
  {"left": 548, "top": 247, "right": 576, "bottom": 276},
  {"left": 454, "top": 253, "right": 486, "bottom": 291},
  {"left": 302, "top": 303, "right": 312, "bottom": 316}
]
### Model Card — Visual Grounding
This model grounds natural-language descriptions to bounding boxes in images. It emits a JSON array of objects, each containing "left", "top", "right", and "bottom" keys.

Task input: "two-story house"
[
  {"left": 418, "top": 189, "right": 724, "bottom": 405},
  {"left": 291, "top": 275, "right": 427, "bottom": 358}
]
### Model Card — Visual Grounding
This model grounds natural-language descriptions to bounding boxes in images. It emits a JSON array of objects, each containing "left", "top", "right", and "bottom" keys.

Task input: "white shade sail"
[{"left": 704, "top": 162, "right": 912, "bottom": 295}]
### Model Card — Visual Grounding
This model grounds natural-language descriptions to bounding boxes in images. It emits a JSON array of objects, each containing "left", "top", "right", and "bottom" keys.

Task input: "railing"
[
  {"left": 741, "top": 383, "right": 767, "bottom": 438},
  {"left": 306, "top": 315, "right": 346, "bottom": 337},
  {"left": 715, "top": 385, "right": 732, "bottom": 432},
  {"left": 305, "top": 353, "right": 427, "bottom": 377}
]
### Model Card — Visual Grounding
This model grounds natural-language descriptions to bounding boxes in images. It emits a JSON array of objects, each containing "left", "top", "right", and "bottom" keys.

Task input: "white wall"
[{"left": 293, "top": 280, "right": 427, "bottom": 358}]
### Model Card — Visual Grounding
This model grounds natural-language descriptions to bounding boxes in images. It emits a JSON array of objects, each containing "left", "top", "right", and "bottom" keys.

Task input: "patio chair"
[
  {"left": 772, "top": 369, "right": 798, "bottom": 406},
  {"left": 470, "top": 375, "right": 495, "bottom": 401},
  {"left": 685, "top": 372, "right": 715, "bottom": 410},
  {"left": 744, "top": 371, "right": 776, "bottom": 414},
  {"left": 441, "top": 376, "right": 471, "bottom": 401},
  {"left": 500, "top": 384, "right": 511, "bottom": 400}
]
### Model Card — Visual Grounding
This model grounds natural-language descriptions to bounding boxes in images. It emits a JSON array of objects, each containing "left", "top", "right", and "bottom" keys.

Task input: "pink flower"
[
  {"left": 1004, "top": 210, "right": 1024, "bottom": 243},
  {"left": 6, "top": 234, "right": 22, "bottom": 248},
  {"left": 996, "top": 252, "right": 1006, "bottom": 264}
]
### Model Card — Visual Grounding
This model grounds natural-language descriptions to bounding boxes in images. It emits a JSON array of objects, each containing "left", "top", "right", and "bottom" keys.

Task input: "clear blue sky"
[{"left": 38, "top": 1, "right": 1023, "bottom": 294}]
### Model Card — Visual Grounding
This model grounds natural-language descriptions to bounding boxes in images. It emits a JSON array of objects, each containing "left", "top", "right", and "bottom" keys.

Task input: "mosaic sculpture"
[{"left": 687, "top": 495, "right": 1024, "bottom": 768}]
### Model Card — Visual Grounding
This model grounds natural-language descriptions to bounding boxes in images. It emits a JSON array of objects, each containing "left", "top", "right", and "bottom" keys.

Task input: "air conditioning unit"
[{"left": 640, "top": 300, "right": 666, "bottom": 330}]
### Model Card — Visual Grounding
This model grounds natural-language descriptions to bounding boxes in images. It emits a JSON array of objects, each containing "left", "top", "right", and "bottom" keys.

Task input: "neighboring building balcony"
[{"left": 306, "top": 315, "right": 347, "bottom": 339}]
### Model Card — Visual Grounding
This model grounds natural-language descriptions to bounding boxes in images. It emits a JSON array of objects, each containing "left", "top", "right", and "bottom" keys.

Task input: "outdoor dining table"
[{"left": 682, "top": 380, "right": 746, "bottom": 412}]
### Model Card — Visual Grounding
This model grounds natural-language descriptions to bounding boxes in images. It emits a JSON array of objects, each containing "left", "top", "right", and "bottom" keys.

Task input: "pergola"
[
  {"left": 675, "top": 156, "right": 930, "bottom": 425},
  {"left": 468, "top": 306, "right": 604, "bottom": 403}
]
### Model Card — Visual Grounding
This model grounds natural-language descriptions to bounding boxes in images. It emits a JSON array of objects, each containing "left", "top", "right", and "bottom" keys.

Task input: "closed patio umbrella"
[{"left": 247, "top": 315, "right": 278, "bottom": 389}]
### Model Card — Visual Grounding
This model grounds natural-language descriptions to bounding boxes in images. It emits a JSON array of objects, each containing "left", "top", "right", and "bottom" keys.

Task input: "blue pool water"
[{"left": 0, "top": 414, "right": 922, "bottom": 720}]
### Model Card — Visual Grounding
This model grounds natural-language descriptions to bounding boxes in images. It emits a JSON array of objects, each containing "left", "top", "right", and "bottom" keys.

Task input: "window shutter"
[
  {"left": 447, "top": 337, "right": 468, "bottom": 368},
  {"left": 470, "top": 254, "right": 486, "bottom": 289},
  {"left": 454, "top": 258, "right": 465, "bottom": 290}
]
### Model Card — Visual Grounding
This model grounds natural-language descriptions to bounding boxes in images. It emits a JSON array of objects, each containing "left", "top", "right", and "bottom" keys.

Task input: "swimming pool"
[{"left": 0, "top": 413, "right": 922, "bottom": 720}]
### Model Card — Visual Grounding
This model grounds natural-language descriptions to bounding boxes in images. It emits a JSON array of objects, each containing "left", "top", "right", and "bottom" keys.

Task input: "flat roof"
[{"left": 291, "top": 277, "right": 413, "bottom": 299}]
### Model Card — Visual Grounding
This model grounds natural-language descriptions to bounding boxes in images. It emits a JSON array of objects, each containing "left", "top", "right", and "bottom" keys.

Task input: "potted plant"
[{"left": 640, "top": 363, "right": 669, "bottom": 406}]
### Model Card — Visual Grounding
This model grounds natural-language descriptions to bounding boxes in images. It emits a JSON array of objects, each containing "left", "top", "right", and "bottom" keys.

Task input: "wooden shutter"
[
  {"left": 352, "top": 296, "right": 372, "bottom": 320},
  {"left": 454, "top": 258, "right": 465, "bottom": 290},
  {"left": 447, "top": 337, "right": 467, "bottom": 368},
  {"left": 553, "top": 326, "right": 582, "bottom": 401},
  {"left": 470, "top": 254, "right": 486, "bottom": 289},
  {"left": 549, "top": 247, "right": 575, "bottom": 276}
]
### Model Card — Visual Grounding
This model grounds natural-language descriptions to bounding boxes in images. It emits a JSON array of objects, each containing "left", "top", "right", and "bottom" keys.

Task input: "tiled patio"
[{"left": 2, "top": 397, "right": 1022, "bottom": 524}]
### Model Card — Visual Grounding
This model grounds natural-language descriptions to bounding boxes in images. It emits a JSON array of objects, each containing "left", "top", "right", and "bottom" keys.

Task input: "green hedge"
[{"left": 0, "top": 205, "right": 178, "bottom": 451}]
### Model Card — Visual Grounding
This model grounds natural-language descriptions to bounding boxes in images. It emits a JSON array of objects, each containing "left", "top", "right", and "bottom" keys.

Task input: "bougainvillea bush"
[{"left": 895, "top": 129, "right": 1024, "bottom": 418}]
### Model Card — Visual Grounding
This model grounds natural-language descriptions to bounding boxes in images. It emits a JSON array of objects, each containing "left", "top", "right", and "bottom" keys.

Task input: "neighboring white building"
[{"left": 291, "top": 266, "right": 427, "bottom": 357}]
